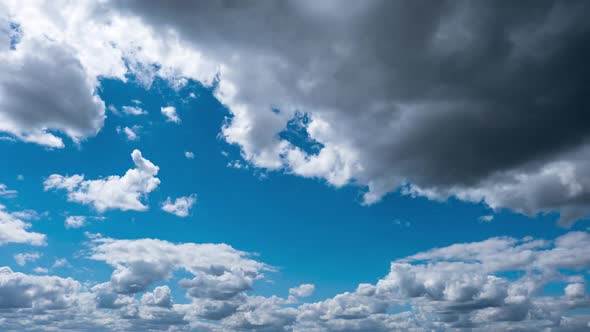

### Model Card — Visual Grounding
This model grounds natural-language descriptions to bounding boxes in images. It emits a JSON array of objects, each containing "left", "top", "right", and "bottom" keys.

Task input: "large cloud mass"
[
  {"left": 3, "top": 0, "right": 590, "bottom": 224},
  {"left": 0, "top": 232, "right": 589, "bottom": 331},
  {"left": 110, "top": 1, "right": 590, "bottom": 226}
]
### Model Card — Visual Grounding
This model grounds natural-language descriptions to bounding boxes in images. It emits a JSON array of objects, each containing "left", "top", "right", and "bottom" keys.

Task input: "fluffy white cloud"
[
  {"left": 0, "top": 266, "right": 80, "bottom": 310},
  {"left": 64, "top": 216, "right": 86, "bottom": 229},
  {"left": 0, "top": 232, "right": 589, "bottom": 331},
  {"left": 13, "top": 252, "right": 41, "bottom": 266},
  {"left": 123, "top": 126, "right": 139, "bottom": 141},
  {"left": 288, "top": 284, "right": 315, "bottom": 303},
  {"left": 89, "top": 235, "right": 269, "bottom": 295},
  {"left": 0, "top": 205, "right": 45, "bottom": 246},
  {"left": 161, "top": 106, "right": 180, "bottom": 123},
  {"left": 161, "top": 194, "right": 196, "bottom": 217},
  {"left": 44, "top": 150, "right": 160, "bottom": 212},
  {"left": 184, "top": 151, "right": 195, "bottom": 159},
  {"left": 121, "top": 106, "right": 146, "bottom": 116}
]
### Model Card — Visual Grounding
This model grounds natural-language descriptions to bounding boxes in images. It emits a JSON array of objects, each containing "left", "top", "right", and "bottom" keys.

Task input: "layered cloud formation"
[{"left": 1, "top": 231, "right": 589, "bottom": 331}]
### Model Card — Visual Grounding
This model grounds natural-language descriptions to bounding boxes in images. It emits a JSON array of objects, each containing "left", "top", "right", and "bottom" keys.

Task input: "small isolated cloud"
[
  {"left": 161, "top": 194, "right": 196, "bottom": 217},
  {"left": 161, "top": 106, "right": 180, "bottom": 123},
  {"left": 122, "top": 126, "right": 140, "bottom": 141},
  {"left": 44, "top": 150, "right": 160, "bottom": 212},
  {"left": 184, "top": 151, "right": 195, "bottom": 159},
  {"left": 32, "top": 267, "right": 48, "bottom": 274},
  {"left": 0, "top": 184, "right": 17, "bottom": 198},
  {"left": 64, "top": 216, "right": 86, "bottom": 229},
  {"left": 393, "top": 219, "right": 410, "bottom": 228},
  {"left": 227, "top": 160, "right": 248, "bottom": 170},
  {"left": 14, "top": 252, "right": 42, "bottom": 266},
  {"left": 478, "top": 215, "right": 494, "bottom": 223},
  {"left": 52, "top": 258, "right": 70, "bottom": 269},
  {"left": 121, "top": 106, "right": 146, "bottom": 116},
  {"left": 16, "top": 175, "right": 24, "bottom": 181}
]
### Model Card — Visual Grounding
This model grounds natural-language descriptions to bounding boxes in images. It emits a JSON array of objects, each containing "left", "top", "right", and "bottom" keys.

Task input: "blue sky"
[{"left": 1, "top": 1, "right": 590, "bottom": 331}]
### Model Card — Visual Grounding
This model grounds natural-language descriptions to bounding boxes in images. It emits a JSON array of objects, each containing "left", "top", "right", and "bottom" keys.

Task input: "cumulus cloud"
[
  {"left": 0, "top": 205, "right": 45, "bottom": 246},
  {"left": 161, "top": 194, "right": 196, "bottom": 217},
  {"left": 64, "top": 216, "right": 86, "bottom": 229},
  {"left": 184, "top": 151, "right": 195, "bottom": 159},
  {"left": 0, "top": 232, "right": 589, "bottom": 331},
  {"left": 161, "top": 106, "right": 180, "bottom": 123},
  {"left": 88, "top": 235, "right": 269, "bottom": 295},
  {"left": 44, "top": 150, "right": 160, "bottom": 212},
  {"left": 122, "top": 126, "right": 140, "bottom": 141},
  {"left": 0, "top": 266, "right": 80, "bottom": 310},
  {"left": 121, "top": 106, "right": 147, "bottom": 116},
  {"left": 288, "top": 284, "right": 315, "bottom": 303},
  {"left": 13, "top": 252, "right": 41, "bottom": 266}
]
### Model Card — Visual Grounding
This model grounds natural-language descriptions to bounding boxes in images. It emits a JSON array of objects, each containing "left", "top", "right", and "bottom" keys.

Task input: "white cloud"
[
  {"left": 121, "top": 106, "right": 147, "bottom": 116},
  {"left": 478, "top": 215, "right": 494, "bottom": 223},
  {"left": 64, "top": 216, "right": 86, "bottom": 229},
  {"left": 288, "top": 284, "right": 315, "bottom": 303},
  {"left": 0, "top": 232, "right": 588, "bottom": 330},
  {"left": 0, "top": 205, "right": 45, "bottom": 246},
  {"left": 184, "top": 151, "right": 195, "bottom": 159},
  {"left": 161, "top": 106, "right": 180, "bottom": 123},
  {"left": 32, "top": 267, "right": 48, "bottom": 274},
  {"left": 0, "top": 266, "right": 80, "bottom": 310},
  {"left": 122, "top": 126, "right": 139, "bottom": 141},
  {"left": 44, "top": 150, "right": 160, "bottom": 212},
  {"left": 52, "top": 258, "right": 70, "bottom": 269},
  {"left": 161, "top": 194, "right": 196, "bottom": 217},
  {"left": 13, "top": 252, "right": 41, "bottom": 266},
  {"left": 0, "top": 184, "right": 17, "bottom": 197},
  {"left": 89, "top": 235, "right": 270, "bottom": 295}
]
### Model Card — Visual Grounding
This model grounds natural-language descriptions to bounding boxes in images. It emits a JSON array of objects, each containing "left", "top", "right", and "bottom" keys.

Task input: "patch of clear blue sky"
[{"left": 0, "top": 76, "right": 587, "bottom": 303}]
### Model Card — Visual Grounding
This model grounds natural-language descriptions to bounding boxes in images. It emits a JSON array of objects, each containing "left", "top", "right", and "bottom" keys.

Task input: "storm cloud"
[{"left": 106, "top": 0, "right": 590, "bottom": 225}]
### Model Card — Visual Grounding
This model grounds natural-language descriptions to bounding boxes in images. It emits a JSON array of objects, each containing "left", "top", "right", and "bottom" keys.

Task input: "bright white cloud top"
[
  {"left": 44, "top": 150, "right": 160, "bottom": 212},
  {"left": 161, "top": 106, "right": 180, "bottom": 123}
]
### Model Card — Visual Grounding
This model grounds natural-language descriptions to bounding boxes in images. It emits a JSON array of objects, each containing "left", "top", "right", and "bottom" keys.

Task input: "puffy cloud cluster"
[
  {"left": 297, "top": 231, "right": 590, "bottom": 331},
  {"left": 0, "top": 232, "right": 588, "bottom": 331},
  {"left": 44, "top": 150, "right": 160, "bottom": 212}
]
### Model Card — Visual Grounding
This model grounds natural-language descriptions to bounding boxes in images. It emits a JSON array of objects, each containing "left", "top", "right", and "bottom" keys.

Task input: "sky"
[{"left": 0, "top": 1, "right": 590, "bottom": 331}]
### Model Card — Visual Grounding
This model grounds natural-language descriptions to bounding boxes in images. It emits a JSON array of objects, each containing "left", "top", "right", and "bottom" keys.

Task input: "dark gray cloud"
[
  {"left": 109, "top": 0, "right": 590, "bottom": 225},
  {"left": 0, "top": 35, "right": 105, "bottom": 148}
]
